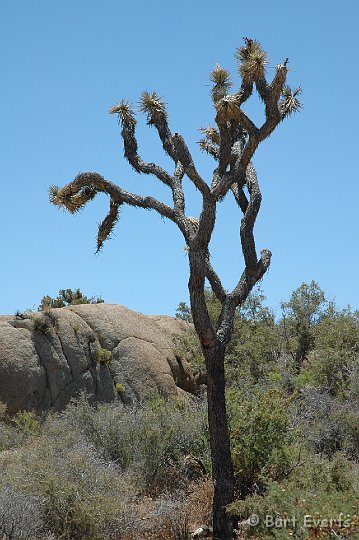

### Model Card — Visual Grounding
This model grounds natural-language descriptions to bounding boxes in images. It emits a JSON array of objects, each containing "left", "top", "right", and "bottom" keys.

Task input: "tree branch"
[
  {"left": 172, "top": 133, "right": 210, "bottom": 196},
  {"left": 172, "top": 162, "right": 185, "bottom": 214},
  {"left": 212, "top": 135, "right": 259, "bottom": 200},
  {"left": 110, "top": 102, "right": 187, "bottom": 218},
  {"left": 139, "top": 91, "right": 177, "bottom": 162},
  {"left": 216, "top": 249, "right": 272, "bottom": 344},
  {"left": 191, "top": 196, "right": 216, "bottom": 250},
  {"left": 205, "top": 257, "right": 226, "bottom": 303},
  {"left": 51, "top": 172, "right": 190, "bottom": 238},
  {"left": 120, "top": 122, "right": 173, "bottom": 186},
  {"left": 216, "top": 94, "right": 259, "bottom": 137},
  {"left": 258, "top": 63, "right": 288, "bottom": 141},
  {"left": 240, "top": 166, "right": 261, "bottom": 272},
  {"left": 231, "top": 183, "right": 248, "bottom": 213},
  {"left": 233, "top": 249, "right": 272, "bottom": 304},
  {"left": 216, "top": 120, "right": 233, "bottom": 176}
]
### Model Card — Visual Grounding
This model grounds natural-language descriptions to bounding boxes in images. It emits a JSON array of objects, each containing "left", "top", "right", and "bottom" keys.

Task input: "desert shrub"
[
  {"left": 228, "top": 387, "right": 298, "bottom": 498},
  {"left": 315, "top": 406, "right": 359, "bottom": 460},
  {"left": 0, "top": 396, "right": 209, "bottom": 538},
  {"left": 115, "top": 382, "right": 126, "bottom": 394},
  {"left": 315, "top": 308, "right": 359, "bottom": 352},
  {"left": 0, "top": 421, "right": 132, "bottom": 540},
  {"left": 226, "top": 315, "right": 280, "bottom": 385},
  {"left": 292, "top": 349, "right": 357, "bottom": 397},
  {"left": 12, "top": 410, "right": 42, "bottom": 435},
  {"left": 0, "top": 409, "right": 42, "bottom": 451},
  {"left": 143, "top": 495, "right": 189, "bottom": 539},
  {"left": 0, "top": 422, "right": 22, "bottom": 451},
  {"left": 0, "top": 487, "right": 44, "bottom": 539},
  {"left": 294, "top": 388, "right": 359, "bottom": 460},
  {"left": 229, "top": 453, "right": 359, "bottom": 539},
  {"left": 130, "top": 397, "right": 208, "bottom": 494},
  {"left": 32, "top": 314, "right": 53, "bottom": 335},
  {"left": 60, "top": 394, "right": 135, "bottom": 469},
  {"left": 39, "top": 288, "right": 104, "bottom": 310},
  {"left": 343, "top": 408, "right": 359, "bottom": 458},
  {"left": 119, "top": 480, "right": 212, "bottom": 540},
  {"left": 61, "top": 393, "right": 209, "bottom": 495},
  {"left": 93, "top": 347, "right": 112, "bottom": 365}
]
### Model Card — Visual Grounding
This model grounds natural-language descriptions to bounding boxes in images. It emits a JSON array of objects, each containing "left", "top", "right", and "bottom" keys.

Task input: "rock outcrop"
[{"left": 0, "top": 304, "right": 196, "bottom": 414}]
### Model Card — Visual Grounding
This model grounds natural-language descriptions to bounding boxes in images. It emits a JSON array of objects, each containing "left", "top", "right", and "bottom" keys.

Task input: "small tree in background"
[
  {"left": 281, "top": 281, "right": 327, "bottom": 371},
  {"left": 50, "top": 39, "right": 300, "bottom": 538}
]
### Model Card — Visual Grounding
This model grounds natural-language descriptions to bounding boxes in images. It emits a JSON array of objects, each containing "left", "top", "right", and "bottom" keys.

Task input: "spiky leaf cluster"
[
  {"left": 216, "top": 94, "right": 241, "bottom": 122},
  {"left": 198, "top": 126, "right": 220, "bottom": 157},
  {"left": 236, "top": 39, "right": 268, "bottom": 82},
  {"left": 49, "top": 185, "right": 60, "bottom": 206},
  {"left": 210, "top": 64, "right": 232, "bottom": 103},
  {"left": 279, "top": 86, "right": 302, "bottom": 117},
  {"left": 109, "top": 100, "right": 136, "bottom": 127},
  {"left": 96, "top": 199, "right": 120, "bottom": 253},
  {"left": 198, "top": 139, "right": 211, "bottom": 153},
  {"left": 139, "top": 91, "right": 167, "bottom": 124},
  {"left": 49, "top": 185, "right": 97, "bottom": 213},
  {"left": 199, "top": 126, "right": 220, "bottom": 145}
]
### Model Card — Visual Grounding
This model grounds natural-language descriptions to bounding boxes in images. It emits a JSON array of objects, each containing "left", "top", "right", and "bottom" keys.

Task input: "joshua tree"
[{"left": 50, "top": 39, "right": 300, "bottom": 539}]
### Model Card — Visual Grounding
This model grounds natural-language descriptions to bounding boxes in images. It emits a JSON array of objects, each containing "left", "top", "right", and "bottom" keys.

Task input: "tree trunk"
[{"left": 204, "top": 341, "right": 234, "bottom": 539}]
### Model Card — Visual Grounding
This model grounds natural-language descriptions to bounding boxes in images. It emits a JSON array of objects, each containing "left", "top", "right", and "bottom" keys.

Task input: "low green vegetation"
[
  {"left": 32, "top": 314, "right": 54, "bottom": 335},
  {"left": 1, "top": 281, "right": 359, "bottom": 539},
  {"left": 115, "top": 382, "right": 126, "bottom": 394},
  {"left": 38, "top": 288, "right": 104, "bottom": 311},
  {"left": 93, "top": 347, "right": 112, "bottom": 366}
]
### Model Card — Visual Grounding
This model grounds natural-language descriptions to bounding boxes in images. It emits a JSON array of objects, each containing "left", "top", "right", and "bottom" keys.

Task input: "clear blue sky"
[{"left": 1, "top": 0, "right": 358, "bottom": 316}]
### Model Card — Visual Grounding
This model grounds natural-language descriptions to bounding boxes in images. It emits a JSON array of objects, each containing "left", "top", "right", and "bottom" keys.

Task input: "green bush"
[
  {"left": 13, "top": 410, "right": 42, "bottom": 436},
  {"left": 226, "top": 315, "right": 280, "bottom": 384},
  {"left": 39, "top": 288, "right": 104, "bottom": 311},
  {"left": 292, "top": 350, "right": 355, "bottom": 397},
  {"left": 93, "top": 347, "right": 112, "bottom": 366},
  {"left": 280, "top": 281, "right": 327, "bottom": 368},
  {"left": 228, "top": 387, "right": 298, "bottom": 498},
  {"left": 0, "top": 409, "right": 42, "bottom": 451},
  {"left": 33, "top": 314, "right": 53, "bottom": 335},
  {"left": 315, "top": 309, "right": 359, "bottom": 352},
  {"left": 175, "top": 328, "right": 205, "bottom": 377},
  {"left": 115, "top": 382, "right": 126, "bottom": 394},
  {"left": 229, "top": 453, "right": 359, "bottom": 539}
]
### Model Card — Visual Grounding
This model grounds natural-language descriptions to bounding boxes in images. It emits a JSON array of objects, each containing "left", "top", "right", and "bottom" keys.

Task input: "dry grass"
[{"left": 117, "top": 479, "right": 213, "bottom": 540}]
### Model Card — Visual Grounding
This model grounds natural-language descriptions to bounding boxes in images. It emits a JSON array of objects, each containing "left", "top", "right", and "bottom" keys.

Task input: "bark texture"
[
  {"left": 205, "top": 343, "right": 234, "bottom": 539},
  {"left": 51, "top": 39, "right": 299, "bottom": 539}
]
